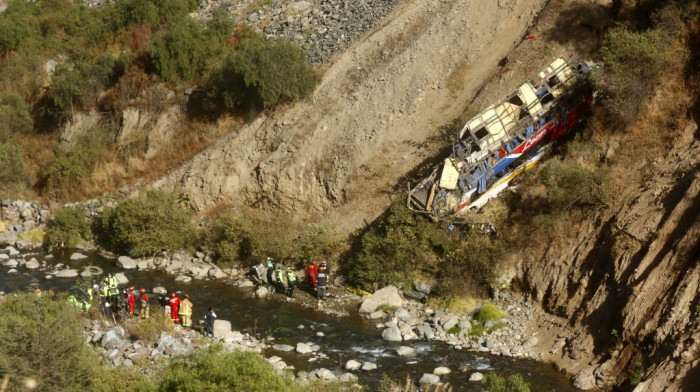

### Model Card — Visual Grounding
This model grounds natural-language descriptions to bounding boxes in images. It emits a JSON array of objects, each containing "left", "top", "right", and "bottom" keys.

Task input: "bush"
[
  {"left": 123, "top": 313, "right": 173, "bottom": 345},
  {"left": 98, "top": 189, "right": 193, "bottom": 257},
  {"left": 594, "top": 25, "right": 681, "bottom": 126},
  {"left": 201, "top": 210, "right": 338, "bottom": 267},
  {"left": 44, "top": 205, "right": 92, "bottom": 249},
  {"left": 476, "top": 304, "right": 507, "bottom": 322},
  {"left": 0, "top": 293, "right": 98, "bottom": 391},
  {"left": 0, "top": 91, "right": 33, "bottom": 140},
  {"left": 481, "top": 373, "right": 530, "bottom": 392},
  {"left": 0, "top": 143, "right": 29, "bottom": 187},
  {"left": 538, "top": 159, "right": 608, "bottom": 211},
  {"left": 438, "top": 232, "right": 504, "bottom": 297},
  {"left": 209, "top": 29, "right": 319, "bottom": 109}
]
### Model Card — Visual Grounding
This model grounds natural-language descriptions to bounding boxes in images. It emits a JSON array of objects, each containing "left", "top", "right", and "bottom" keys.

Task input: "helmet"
[
  {"left": 140, "top": 288, "right": 145, "bottom": 293},
  {"left": 287, "top": 267, "right": 292, "bottom": 271},
  {"left": 93, "top": 284, "right": 98, "bottom": 289},
  {"left": 266, "top": 257, "right": 272, "bottom": 261},
  {"left": 322, "top": 260, "right": 327, "bottom": 264},
  {"left": 129, "top": 286, "right": 134, "bottom": 290},
  {"left": 312, "top": 260, "right": 317, "bottom": 264},
  {"left": 185, "top": 294, "right": 189, "bottom": 299},
  {"left": 171, "top": 293, "right": 176, "bottom": 297}
]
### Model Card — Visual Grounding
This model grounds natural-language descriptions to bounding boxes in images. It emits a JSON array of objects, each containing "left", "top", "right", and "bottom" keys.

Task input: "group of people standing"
[{"left": 264, "top": 258, "right": 331, "bottom": 300}]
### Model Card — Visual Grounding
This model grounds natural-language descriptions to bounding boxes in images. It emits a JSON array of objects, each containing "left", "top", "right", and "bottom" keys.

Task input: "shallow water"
[{"left": 0, "top": 249, "right": 576, "bottom": 391}]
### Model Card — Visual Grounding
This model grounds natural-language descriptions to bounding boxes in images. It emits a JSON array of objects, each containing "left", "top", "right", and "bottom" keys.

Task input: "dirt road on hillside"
[{"left": 154, "top": 0, "right": 612, "bottom": 235}]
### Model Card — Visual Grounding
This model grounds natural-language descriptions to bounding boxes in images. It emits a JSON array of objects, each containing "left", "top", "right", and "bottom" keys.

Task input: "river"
[{"left": 0, "top": 249, "right": 577, "bottom": 391}]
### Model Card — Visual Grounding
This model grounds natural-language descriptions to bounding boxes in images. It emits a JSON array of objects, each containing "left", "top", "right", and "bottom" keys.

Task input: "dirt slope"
[{"left": 154, "top": 0, "right": 549, "bottom": 233}]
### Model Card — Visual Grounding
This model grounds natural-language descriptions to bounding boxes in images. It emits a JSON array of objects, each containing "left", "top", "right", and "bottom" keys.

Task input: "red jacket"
[
  {"left": 170, "top": 296, "right": 180, "bottom": 312},
  {"left": 127, "top": 292, "right": 135, "bottom": 307},
  {"left": 306, "top": 263, "right": 318, "bottom": 277}
]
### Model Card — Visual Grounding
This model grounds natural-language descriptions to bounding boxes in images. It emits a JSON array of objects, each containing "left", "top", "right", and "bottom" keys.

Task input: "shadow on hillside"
[{"left": 541, "top": 2, "right": 617, "bottom": 58}]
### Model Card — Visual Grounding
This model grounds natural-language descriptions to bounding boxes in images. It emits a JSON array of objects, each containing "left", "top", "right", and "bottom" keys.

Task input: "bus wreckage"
[{"left": 407, "top": 56, "right": 596, "bottom": 224}]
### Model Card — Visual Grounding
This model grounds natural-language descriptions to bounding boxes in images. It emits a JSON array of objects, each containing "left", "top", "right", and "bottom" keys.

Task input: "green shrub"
[
  {"left": 476, "top": 304, "right": 507, "bottom": 322},
  {"left": 481, "top": 373, "right": 530, "bottom": 392},
  {"left": 594, "top": 25, "right": 680, "bottom": 126},
  {"left": 0, "top": 293, "right": 98, "bottom": 392},
  {"left": 114, "top": 0, "right": 199, "bottom": 29},
  {"left": 145, "top": 345, "right": 297, "bottom": 392},
  {"left": 209, "top": 29, "right": 319, "bottom": 109},
  {"left": 201, "top": 210, "right": 338, "bottom": 267},
  {"left": 438, "top": 232, "right": 504, "bottom": 297},
  {"left": 99, "top": 189, "right": 193, "bottom": 257},
  {"left": 0, "top": 143, "right": 29, "bottom": 187},
  {"left": 0, "top": 91, "right": 33, "bottom": 140},
  {"left": 44, "top": 205, "right": 92, "bottom": 249},
  {"left": 539, "top": 159, "right": 608, "bottom": 211}
]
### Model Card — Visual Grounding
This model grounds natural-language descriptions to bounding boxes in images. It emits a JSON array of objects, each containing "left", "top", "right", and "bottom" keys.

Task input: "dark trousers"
[
  {"left": 287, "top": 282, "right": 296, "bottom": 297},
  {"left": 318, "top": 286, "right": 326, "bottom": 299}
]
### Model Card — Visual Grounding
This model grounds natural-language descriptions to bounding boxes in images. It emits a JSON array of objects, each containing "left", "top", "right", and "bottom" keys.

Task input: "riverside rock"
[
  {"left": 359, "top": 285, "right": 402, "bottom": 313},
  {"left": 396, "top": 346, "right": 417, "bottom": 357},
  {"left": 296, "top": 342, "right": 313, "bottom": 354},
  {"left": 55, "top": 269, "right": 79, "bottom": 278},
  {"left": 25, "top": 258, "right": 39, "bottom": 269},
  {"left": 419, "top": 373, "right": 440, "bottom": 385},
  {"left": 469, "top": 372, "right": 484, "bottom": 381},
  {"left": 114, "top": 272, "right": 129, "bottom": 285},
  {"left": 212, "top": 320, "right": 231, "bottom": 338},
  {"left": 116, "top": 256, "right": 137, "bottom": 269},
  {"left": 434, "top": 367, "right": 451, "bottom": 376},
  {"left": 345, "top": 359, "right": 361, "bottom": 370},
  {"left": 361, "top": 362, "right": 377, "bottom": 371},
  {"left": 70, "top": 252, "right": 88, "bottom": 260},
  {"left": 381, "top": 326, "right": 402, "bottom": 342},
  {"left": 273, "top": 344, "right": 294, "bottom": 352}
]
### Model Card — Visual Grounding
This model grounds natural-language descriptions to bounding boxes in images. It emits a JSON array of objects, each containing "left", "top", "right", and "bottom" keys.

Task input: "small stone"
[
  {"left": 69, "top": 253, "right": 88, "bottom": 261},
  {"left": 433, "top": 367, "right": 451, "bottom": 376},
  {"left": 272, "top": 344, "right": 295, "bottom": 352}
]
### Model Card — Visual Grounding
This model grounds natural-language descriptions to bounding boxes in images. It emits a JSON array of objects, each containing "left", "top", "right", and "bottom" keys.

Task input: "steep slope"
[{"left": 154, "top": 0, "right": 549, "bottom": 233}]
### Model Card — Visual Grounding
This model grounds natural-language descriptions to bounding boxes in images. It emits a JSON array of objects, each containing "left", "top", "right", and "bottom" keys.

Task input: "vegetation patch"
[
  {"left": 0, "top": 143, "right": 28, "bottom": 195},
  {"left": 18, "top": 228, "right": 46, "bottom": 246},
  {"left": 482, "top": 372, "right": 530, "bottom": 392},
  {"left": 124, "top": 313, "right": 174, "bottom": 345},
  {"left": 98, "top": 189, "right": 194, "bottom": 257},
  {"left": 476, "top": 304, "right": 507, "bottom": 323},
  {"left": 376, "top": 304, "right": 399, "bottom": 313},
  {"left": 44, "top": 205, "right": 91, "bottom": 249}
]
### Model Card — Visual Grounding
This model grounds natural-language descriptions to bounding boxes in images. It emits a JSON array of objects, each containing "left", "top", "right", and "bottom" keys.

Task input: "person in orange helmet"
[
  {"left": 127, "top": 287, "right": 136, "bottom": 317},
  {"left": 138, "top": 288, "right": 150, "bottom": 319}
]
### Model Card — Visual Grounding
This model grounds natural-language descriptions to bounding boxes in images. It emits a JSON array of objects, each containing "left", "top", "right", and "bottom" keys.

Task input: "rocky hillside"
[{"left": 155, "top": 0, "right": 550, "bottom": 234}]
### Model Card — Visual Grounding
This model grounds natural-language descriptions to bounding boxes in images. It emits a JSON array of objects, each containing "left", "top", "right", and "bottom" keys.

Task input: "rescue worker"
[
  {"left": 67, "top": 294, "right": 80, "bottom": 309},
  {"left": 127, "top": 286, "right": 136, "bottom": 317},
  {"left": 138, "top": 288, "right": 150, "bottom": 319},
  {"left": 87, "top": 284, "right": 97, "bottom": 301},
  {"left": 317, "top": 260, "right": 329, "bottom": 300},
  {"left": 204, "top": 307, "right": 217, "bottom": 336},
  {"left": 103, "top": 273, "right": 117, "bottom": 289},
  {"left": 161, "top": 293, "right": 172, "bottom": 318},
  {"left": 180, "top": 294, "right": 193, "bottom": 327},
  {"left": 306, "top": 260, "right": 318, "bottom": 289},
  {"left": 276, "top": 266, "right": 286, "bottom": 294},
  {"left": 101, "top": 283, "right": 110, "bottom": 302},
  {"left": 109, "top": 285, "right": 120, "bottom": 310},
  {"left": 169, "top": 292, "right": 181, "bottom": 324},
  {"left": 286, "top": 268, "right": 297, "bottom": 298},
  {"left": 266, "top": 257, "right": 275, "bottom": 285}
]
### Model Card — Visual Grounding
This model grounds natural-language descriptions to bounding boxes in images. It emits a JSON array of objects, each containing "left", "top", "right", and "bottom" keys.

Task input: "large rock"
[
  {"left": 416, "top": 325, "right": 436, "bottom": 340},
  {"left": 116, "top": 256, "right": 137, "bottom": 269},
  {"left": 55, "top": 269, "right": 79, "bottom": 278},
  {"left": 309, "top": 368, "right": 337, "bottom": 381},
  {"left": 443, "top": 317, "right": 460, "bottom": 332},
  {"left": 361, "top": 362, "right": 377, "bottom": 371},
  {"left": 174, "top": 274, "right": 192, "bottom": 283},
  {"left": 114, "top": 272, "right": 129, "bottom": 285},
  {"left": 469, "top": 372, "right": 484, "bottom": 381},
  {"left": 381, "top": 326, "right": 402, "bottom": 342},
  {"left": 69, "top": 252, "right": 88, "bottom": 261},
  {"left": 359, "top": 285, "right": 402, "bottom": 313},
  {"left": 213, "top": 320, "right": 231, "bottom": 338},
  {"left": 345, "top": 359, "right": 361, "bottom": 371},
  {"left": 419, "top": 373, "right": 440, "bottom": 385},
  {"left": 101, "top": 327, "right": 126, "bottom": 349},
  {"left": 0, "top": 232, "right": 18, "bottom": 247},
  {"left": 272, "top": 344, "right": 294, "bottom": 352},
  {"left": 255, "top": 286, "right": 269, "bottom": 299},
  {"left": 434, "top": 367, "right": 451, "bottom": 376},
  {"left": 153, "top": 286, "right": 167, "bottom": 295},
  {"left": 25, "top": 258, "right": 40, "bottom": 269},
  {"left": 573, "top": 368, "right": 596, "bottom": 390},
  {"left": 396, "top": 346, "right": 417, "bottom": 357},
  {"left": 296, "top": 342, "right": 313, "bottom": 354}
]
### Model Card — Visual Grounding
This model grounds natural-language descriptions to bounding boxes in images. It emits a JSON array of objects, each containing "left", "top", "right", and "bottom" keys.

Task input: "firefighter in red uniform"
[
  {"left": 306, "top": 260, "right": 318, "bottom": 289},
  {"left": 169, "top": 292, "right": 181, "bottom": 324},
  {"left": 127, "top": 286, "right": 136, "bottom": 317}
]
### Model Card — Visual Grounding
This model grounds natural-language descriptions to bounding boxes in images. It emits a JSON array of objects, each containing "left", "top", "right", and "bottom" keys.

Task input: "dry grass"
[{"left": 445, "top": 57, "right": 470, "bottom": 94}]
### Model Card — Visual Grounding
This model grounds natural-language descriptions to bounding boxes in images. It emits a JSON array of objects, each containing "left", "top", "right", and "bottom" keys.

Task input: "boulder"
[
  {"left": 368, "top": 310, "right": 384, "bottom": 319},
  {"left": 469, "top": 372, "right": 484, "bottom": 381},
  {"left": 289, "top": 1, "right": 313, "bottom": 13},
  {"left": 339, "top": 373, "right": 358, "bottom": 382},
  {"left": 223, "top": 331, "right": 244, "bottom": 344},
  {"left": 309, "top": 368, "right": 336, "bottom": 381},
  {"left": 573, "top": 368, "right": 596, "bottom": 390},
  {"left": 419, "top": 373, "right": 440, "bottom": 385},
  {"left": 416, "top": 325, "right": 436, "bottom": 340},
  {"left": 296, "top": 342, "right": 313, "bottom": 354},
  {"left": 361, "top": 362, "right": 377, "bottom": 371},
  {"left": 396, "top": 346, "right": 417, "bottom": 357},
  {"left": 116, "top": 256, "right": 137, "bottom": 269},
  {"left": 69, "top": 252, "right": 88, "bottom": 261},
  {"left": 153, "top": 286, "right": 167, "bottom": 295},
  {"left": 213, "top": 320, "right": 231, "bottom": 338},
  {"left": 4, "top": 259, "right": 18, "bottom": 268},
  {"left": 55, "top": 269, "right": 79, "bottom": 278},
  {"left": 0, "top": 232, "right": 18, "bottom": 247},
  {"left": 443, "top": 317, "right": 460, "bottom": 332},
  {"left": 393, "top": 307, "right": 410, "bottom": 321},
  {"left": 114, "top": 273, "right": 129, "bottom": 285},
  {"left": 523, "top": 336, "right": 538, "bottom": 348},
  {"left": 25, "top": 258, "right": 39, "bottom": 269},
  {"left": 415, "top": 281, "right": 436, "bottom": 295},
  {"left": 174, "top": 274, "right": 192, "bottom": 283},
  {"left": 345, "top": 359, "right": 361, "bottom": 371},
  {"left": 434, "top": 367, "right": 451, "bottom": 376},
  {"left": 272, "top": 344, "right": 294, "bottom": 352},
  {"left": 137, "top": 260, "right": 150, "bottom": 270},
  {"left": 359, "top": 285, "right": 402, "bottom": 313},
  {"left": 255, "top": 286, "right": 269, "bottom": 299},
  {"left": 381, "top": 326, "right": 402, "bottom": 342}
]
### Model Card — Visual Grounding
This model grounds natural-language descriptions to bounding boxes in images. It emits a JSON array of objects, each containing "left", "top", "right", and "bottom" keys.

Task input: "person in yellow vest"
[{"left": 180, "top": 294, "right": 193, "bottom": 328}]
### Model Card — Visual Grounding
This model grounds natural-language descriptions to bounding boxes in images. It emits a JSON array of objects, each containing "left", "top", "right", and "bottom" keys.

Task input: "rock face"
[
  {"left": 359, "top": 285, "right": 402, "bottom": 313},
  {"left": 116, "top": 256, "right": 137, "bottom": 269}
]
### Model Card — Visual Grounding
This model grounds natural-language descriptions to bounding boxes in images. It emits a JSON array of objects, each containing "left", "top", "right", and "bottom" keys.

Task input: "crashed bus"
[{"left": 407, "top": 56, "right": 596, "bottom": 222}]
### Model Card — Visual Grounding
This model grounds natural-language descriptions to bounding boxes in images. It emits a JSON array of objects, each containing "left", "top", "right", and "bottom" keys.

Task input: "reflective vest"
[
  {"left": 276, "top": 270, "right": 285, "bottom": 283},
  {"left": 67, "top": 295, "right": 79, "bottom": 308},
  {"left": 287, "top": 272, "right": 296, "bottom": 283},
  {"left": 101, "top": 285, "right": 110, "bottom": 297},
  {"left": 180, "top": 299, "right": 192, "bottom": 315},
  {"left": 266, "top": 259, "right": 274, "bottom": 268},
  {"left": 87, "top": 288, "right": 94, "bottom": 301},
  {"left": 104, "top": 276, "right": 117, "bottom": 289}
]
